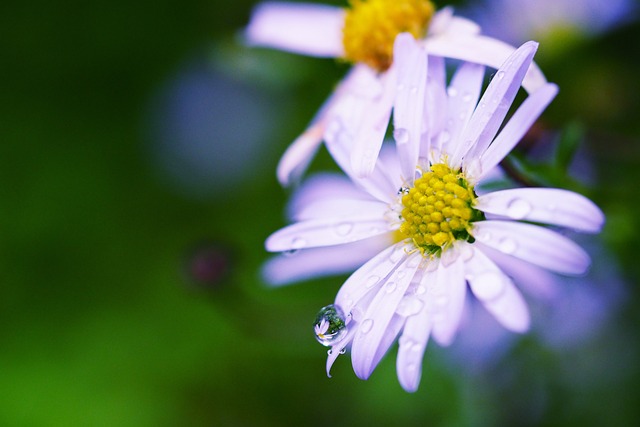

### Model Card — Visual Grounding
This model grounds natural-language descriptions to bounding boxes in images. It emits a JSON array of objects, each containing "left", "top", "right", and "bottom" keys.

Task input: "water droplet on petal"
[
  {"left": 416, "top": 285, "right": 427, "bottom": 295},
  {"left": 471, "top": 272, "right": 506, "bottom": 301},
  {"left": 410, "top": 86, "right": 418, "bottom": 94},
  {"left": 291, "top": 237, "right": 306, "bottom": 250},
  {"left": 506, "top": 198, "right": 532, "bottom": 219},
  {"left": 385, "top": 281, "right": 397, "bottom": 293},
  {"left": 436, "top": 295, "right": 449, "bottom": 306},
  {"left": 365, "top": 275, "right": 381, "bottom": 289},
  {"left": 496, "top": 71, "right": 505, "bottom": 80},
  {"left": 335, "top": 222, "right": 353, "bottom": 236},
  {"left": 314, "top": 304, "right": 347, "bottom": 346},
  {"left": 498, "top": 237, "right": 518, "bottom": 254},
  {"left": 360, "top": 318, "right": 374, "bottom": 334},
  {"left": 396, "top": 296, "right": 424, "bottom": 317},
  {"left": 462, "top": 92, "right": 472, "bottom": 103},
  {"left": 447, "top": 87, "right": 458, "bottom": 97},
  {"left": 394, "top": 128, "right": 410, "bottom": 144}
]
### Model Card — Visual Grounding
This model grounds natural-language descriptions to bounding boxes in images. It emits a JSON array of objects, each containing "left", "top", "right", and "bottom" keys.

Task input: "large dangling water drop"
[{"left": 313, "top": 304, "right": 347, "bottom": 346}]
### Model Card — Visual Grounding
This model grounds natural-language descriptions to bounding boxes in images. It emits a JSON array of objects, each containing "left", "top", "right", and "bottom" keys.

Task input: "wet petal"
[
  {"left": 465, "top": 247, "right": 530, "bottom": 332},
  {"left": 265, "top": 216, "right": 390, "bottom": 252},
  {"left": 439, "top": 62, "right": 485, "bottom": 157},
  {"left": 476, "top": 83, "right": 559, "bottom": 178},
  {"left": 245, "top": 2, "right": 345, "bottom": 57},
  {"left": 472, "top": 220, "right": 591, "bottom": 275},
  {"left": 335, "top": 242, "right": 407, "bottom": 314},
  {"left": 393, "top": 33, "right": 427, "bottom": 183},
  {"left": 262, "top": 234, "right": 391, "bottom": 286},
  {"left": 350, "top": 68, "right": 396, "bottom": 178},
  {"left": 422, "top": 35, "right": 546, "bottom": 94},
  {"left": 396, "top": 299, "right": 431, "bottom": 392},
  {"left": 351, "top": 252, "right": 422, "bottom": 380},
  {"left": 475, "top": 188, "right": 604, "bottom": 233},
  {"left": 429, "top": 253, "right": 467, "bottom": 346},
  {"left": 451, "top": 41, "right": 539, "bottom": 167},
  {"left": 276, "top": 121, "right": 325, "bottom": 186}
]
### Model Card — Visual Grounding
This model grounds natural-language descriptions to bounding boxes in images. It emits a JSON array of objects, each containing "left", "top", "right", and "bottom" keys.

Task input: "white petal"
[
  {"left": 451, "top": 41, "right": 539, "bottom": 167},
  {"left": 429, "top": 254, "right": 467, "bottom": 346},
  {"left": 262, "top": 234, "right": 391, "bottom": 286},
  {"left": 476, "top": 83, "right": 559, "bottom": 178},
  {"left": 422, "top": 35, "right": 547, "bottom": 94},
  {"left": 393, "top": 33, "right": 427, "bottom": 183},
  {"left": 465, "top": 246, "right": 530, "bottom": 332},
  {"left": 265, "top": 216, "right": 390, "bottom": 252},
  {"left": 424, "top": 56, "right": 447, "bottom": 159},
  {"left": 276, "top": 120, "right": 325, "bottom": 186},
  {"left": 335, "top": 242, "right": 408, "bottom": 315},
  {"left": 429, "top": 8, "right": 481, "bottom": 36},
  {"left": 287, "top": 172, "right": 372, "bottom": 220},
  {"left": 472, "top": 220, "right": 591, "bottom": 275},
  {"left": 351, "top": 252, "right": 422, "bottom": 380},
  {"left": 475, "top": 188, "right": 604, "bottom": 233},
  {"left": 295, "top": 199, "right": 389, "bottom": 222},
  {"left": 244, "top": 2, "right": 345, "bottom": 57},
  {"left": 440, "top": 62, "right": 485, "bottom": 157},
  {"left": 350, "top": 68, "right": 396, "bottom": 178},
  {"left": 474, "top": 242, "right": 559, "bottom": 301},
  {"left": 396, "top": 299, "right": 431, "bottom": 392}
]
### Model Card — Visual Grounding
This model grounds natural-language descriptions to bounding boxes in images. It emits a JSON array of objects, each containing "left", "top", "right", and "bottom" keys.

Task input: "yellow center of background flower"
[
  {"left": 398, "top": 163, "right": 482, "bottom": 255},
  {"left": 342, "top": 0, "right": 434, "bottom": 72}
]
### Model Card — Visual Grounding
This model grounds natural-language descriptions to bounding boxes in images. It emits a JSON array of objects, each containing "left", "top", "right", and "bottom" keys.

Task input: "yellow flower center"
[
  {"left": 342, "top": 0, "right": 435, "bottom": 72},
  {"left": 397, "top": 163, "right": 483, "bottom": 256}
]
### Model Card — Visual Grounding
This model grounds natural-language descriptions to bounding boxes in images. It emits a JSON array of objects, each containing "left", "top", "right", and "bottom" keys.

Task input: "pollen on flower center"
[
  {"left": 342, "top": 0, "right": 435, "bottom": 72},
  {"left": 398, "top": 163, "right": 483, "bottom": 256}
]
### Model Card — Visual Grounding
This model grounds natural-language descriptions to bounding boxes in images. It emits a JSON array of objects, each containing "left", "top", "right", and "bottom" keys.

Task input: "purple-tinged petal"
[
  {"left": 393, "top": 33, "right": 427, "bottom": 183},
  {"left": 265, "top": 215, "right": 390, "bottom": 252},
  {"left": 439, "top": 62, "right": 485, "bottom": 158},
  {"left": 351, "top": 252, "right": 422, "bottom": 380},
  {"left": 396, "top": 298, "right": 432, "bottom": 392},
  {"left": 262, "top": 234, "right": 391, "bottom": 286},
  {"left": 422, "top": 35, "right": 546, "bottom": 94},
  {"left": 452, "top": 41, "right": 539, "bottom": 167},
  {"left": 350, "top": 68, "right": 396, "bottom": 178},
  {"left": 276, "top": 121, "right": 325, "bottom": 186},
  {"left": 430, "top": 253, "right": 467, "bottom": 346},
  {"left": 287, "top": 172, "right": 374, "bottom": 220},
  {"left": 475, "top": 83, "right": 559, "bottom": 178},
  {"left": 472, "top": 220, "right": 591, "bottom": 275},
  {"left": 475, "top": 187, "right": 604, "bottom": 233},
  {"left": 465, "top": 246, "right": 531, "bottom": 332},
  {"left": 423, "top": 56, "right": 447, "bottom": 159},
  {"left": 335, "top": 242, "right": 408, "bottom": 315},
  {"left": 245, "top": 2, "right": 345, "bottom": 57}
]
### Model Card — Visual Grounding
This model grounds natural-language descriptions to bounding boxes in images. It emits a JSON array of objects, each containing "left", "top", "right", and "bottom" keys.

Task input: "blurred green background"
[{"left": 1, "top": 0, "right": 639, "bottom": 425}]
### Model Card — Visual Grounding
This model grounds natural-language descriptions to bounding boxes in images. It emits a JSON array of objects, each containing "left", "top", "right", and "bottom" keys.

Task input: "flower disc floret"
[
  {"left": 398, "top": 163, "right": 483, "bottom": 255},
  {"left": 342, "top": 0, "right": 434, "bottom": 72}
]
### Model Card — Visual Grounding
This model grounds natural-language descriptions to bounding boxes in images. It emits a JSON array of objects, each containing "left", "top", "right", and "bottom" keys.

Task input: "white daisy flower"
[
  {"left": 264, "top": 40, "right": 604, "bottom": 392},
  {"left": 244, "top": 0, "right": 548, "bottom": 185}
]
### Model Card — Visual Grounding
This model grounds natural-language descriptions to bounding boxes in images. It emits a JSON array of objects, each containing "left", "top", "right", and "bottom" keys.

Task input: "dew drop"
[
  {"left": 314, "top": 304, "right": 347, "bottom": 346},
  {"left": 394, "top": 128, "right": 410, "bottom": 144},
  {"left": 335, "top": 222, "right": 353, "bottom": 236},
  {"left": 397, "top": 83, "right": 405, "bottom": 92},
  {"left": 410, "top": 86, "right": 418, "bottom": 94},
  {"left": 496, "top": 71, "right": 505, "bottom": 80},
  {"left": 436, "top": 295, "right": 449, "bottom": 306},
  {"left": 360, "top": 318, "right": 374, "bottom": 334},
  {"left": 365, "top": 275, "right": 381, "bottom": 289},
  {"left": 416, "top": 285, "right": 427, "bottom": 295},
  {"left": 291, "top": 237, "right": 306, "bottom": 250},
  {"left": 470, "top": 272, "right": 506, "bottom": 301},
  {"left": 440, "top": 131, "right": 451, "bottom": 143},
  {"left": 447, "top": 87, "right": 458, "bottom": 97},
  {"left": 339, "top": 348, "right": 347, "bottom": 354},
  {"left": 506, "top": 198, "right": 532, "bottom": 219},
  {"left": 397, "top": 296, "right": 424, "bottom": 317},
  {"left": 462, "top": 92, "right": 472, "bottom": 103},
  {"left": 385, "top": 281, "right": 397, "bottom": 294},
  {"left": 498, "top": 237, "right": 518, "bottom": 254}
]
